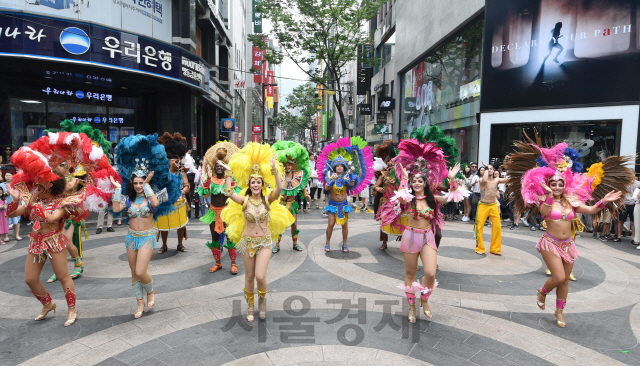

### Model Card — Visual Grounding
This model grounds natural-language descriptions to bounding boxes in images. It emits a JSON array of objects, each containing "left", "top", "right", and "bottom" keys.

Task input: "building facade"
[{"left": 0, "top": 0, "right": 238, "bottom": 159}]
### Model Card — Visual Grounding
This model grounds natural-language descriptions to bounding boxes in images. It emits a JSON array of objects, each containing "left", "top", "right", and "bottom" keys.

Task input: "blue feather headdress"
[{"left": 115, "top": 134, "right": 182, "bottom": 217}]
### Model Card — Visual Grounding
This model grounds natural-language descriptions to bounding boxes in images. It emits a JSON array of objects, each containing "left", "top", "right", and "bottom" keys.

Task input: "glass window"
[
  {"left": 10, "top": 98, "right": 46, "bottom": 148},
  {"left": 400, "top": 17, "right": 484, "bottom": 162}
]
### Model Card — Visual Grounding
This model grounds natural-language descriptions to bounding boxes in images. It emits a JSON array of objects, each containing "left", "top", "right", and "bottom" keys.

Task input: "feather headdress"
[
  {"left": 229, "top": 142, "right": 283, "bottom": 192},
  {"left": 317, "top": 136, "right": 374, "bottom": 195},
  {"left": 115, "top": 134, "right": 182, "bottom": 217},
  {"left": 272, "top": 140, "right": 311, "bottom": 197},
  {"left": 393, "top": 139, "right": 448, "bottom": 192}
]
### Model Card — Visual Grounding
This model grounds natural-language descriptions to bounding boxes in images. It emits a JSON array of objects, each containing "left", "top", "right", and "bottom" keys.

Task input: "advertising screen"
[
  {"left": 0, "top": 0, "right": 172, "bottom": 43},
  {"left": 481, "top": 0, "right": 640, "bottom": 111}
]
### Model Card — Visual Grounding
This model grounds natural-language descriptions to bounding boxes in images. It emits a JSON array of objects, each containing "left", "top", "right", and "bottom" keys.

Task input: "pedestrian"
[
  {"left": 613, "top": 172, "right": 639, "bottom": 242},
  {"left": 309, "top": 154, "right": 322, "bottom": 209},
  {"left": 96, "top": 208, "right": 114, "bottom": 234},
  {"left": 1, "top": 171, "right": 21, "bottom": 241},
  {"left": 462, "top": 165, "right": 473, "bottom": 221},
  {"left": 469, "top": 165, "right": 484, "bottom": 220},
  {"left": 0, "top": 186, "right": 9, "bottom": 243}
]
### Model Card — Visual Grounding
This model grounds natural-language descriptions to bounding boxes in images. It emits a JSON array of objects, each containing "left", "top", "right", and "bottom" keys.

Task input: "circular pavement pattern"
[{"left": 1, "top": 210, "right": 639, "bottom": 365}]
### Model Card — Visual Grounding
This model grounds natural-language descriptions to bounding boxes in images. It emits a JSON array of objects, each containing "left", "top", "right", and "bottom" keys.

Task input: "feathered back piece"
[
  {"left": 317, "top": 136, "right": 374, "bottom": 195},
  {"left": 158, "top": 132, "right": 187, "bottom": 159},
  {"left": 393, "top": 139, "right": 448, "bottom": 192},
  {"left": 12, "top": 132, "right": 119, "bottom": 213},
  {"left": 44, "top": 120, "right": 113, "bottom": 159},
  {"left": 505, "top": 132, "right": 598, "bottom": 215},
  {"left": 229, "top": 142, "right": 283, "bottom": 192},
  {"left": 272, "top": 141, "right": 311, "bottom": 197},
  {"left": 115, "top": 134, "right": 182, "bottom": 217},
  {"left": 586, "top": 155, "right": 636, "bottom": 215}
]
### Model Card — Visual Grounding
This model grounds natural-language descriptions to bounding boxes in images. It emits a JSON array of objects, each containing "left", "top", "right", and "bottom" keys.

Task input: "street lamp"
[{"left": 261, "top": 83, "right": 278, "bottom": 142}]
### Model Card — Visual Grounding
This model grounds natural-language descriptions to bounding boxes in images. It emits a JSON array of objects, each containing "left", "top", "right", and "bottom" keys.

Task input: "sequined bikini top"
[
  {"left": 545, "top": 207, "right": 575, "bottom": 222},
  {"left": 127, "top": 197, "right": 152, "bottom": 218},
  {"left": 245, "top": 199, "right": 269, "bottom": 223}
]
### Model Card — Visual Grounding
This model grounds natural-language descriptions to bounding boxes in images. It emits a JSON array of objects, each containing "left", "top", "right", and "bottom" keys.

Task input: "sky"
[{"left": 262, "top": 19, "right": 309, "bottom": 110}]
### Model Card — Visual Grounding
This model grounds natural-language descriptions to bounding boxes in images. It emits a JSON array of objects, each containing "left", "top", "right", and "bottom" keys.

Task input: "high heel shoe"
[
  {"left": 35, "top": 303, "right": 57, "bottom": 321},
  {"left": 536, "top": 289, "right": 547, "bottom": 310},
  {"left": 408, "top": 304, "right": 416, "bottom": 323},
  {"left": 243, "top": 288, "right": 255, "bottom": 322},
  {"left": 555, "top": 309, "right": 566, "bottom": 328},
  {"left": 420, "top": 299, "right": 432, "bottom": 318},
  {"left": 258, "top": 289, "right": 267, "bottom": 320},
  {"left": 64, "top": 309, "right": 78, "bottom": 327}
]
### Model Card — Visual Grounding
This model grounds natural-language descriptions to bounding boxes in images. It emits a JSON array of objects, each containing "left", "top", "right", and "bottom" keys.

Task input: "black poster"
[
  {"left": 357, "top": 67, "right": 372, "bottom": 95},
  {"left": 481, "top": 0, "right": 640, "bottom": 111}
]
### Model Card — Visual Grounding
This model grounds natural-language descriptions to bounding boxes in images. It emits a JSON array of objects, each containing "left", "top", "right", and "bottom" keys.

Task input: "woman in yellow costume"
[{"left": 219, "top": 142, "right": 294, "bottom": 322}]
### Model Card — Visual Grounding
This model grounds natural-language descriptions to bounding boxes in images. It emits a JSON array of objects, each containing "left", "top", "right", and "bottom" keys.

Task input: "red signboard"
[
  {"left": 235, "top": 125, "right": 239, "bottom": 132},
  {"left": 192, "top": 136, "right": 197, "bottom": 150},
  {"left": 252, "top": 125, "right": 262, "bottom": 133},
  {"left": 252, "top": 45, "right": 264, "bottom": 83},
  {"left": 252, "top": 134, "right": 261, "bottom": 143}
]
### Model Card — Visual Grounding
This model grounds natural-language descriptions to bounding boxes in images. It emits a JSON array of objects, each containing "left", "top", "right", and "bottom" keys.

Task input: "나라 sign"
[{"left": 0, "top": 11, "right": 209, "bottom": 94}]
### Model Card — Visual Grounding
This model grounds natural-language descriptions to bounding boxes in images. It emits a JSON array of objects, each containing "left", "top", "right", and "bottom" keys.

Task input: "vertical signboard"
[
  {"left": 252, "top": 45, "right": 264, "bottom": 83},
  {"left": 253, "top": 0, "right": 263, "bottom": 33},
  {"left": 357, "top": 67, "right": 372, "bottom": 95},
  {"left": 266, "top": 71, "right": 274, "bottom": 96}
]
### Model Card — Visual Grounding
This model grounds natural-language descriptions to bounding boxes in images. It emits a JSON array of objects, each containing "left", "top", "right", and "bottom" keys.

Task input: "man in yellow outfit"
[{"left": 475, "top": 164, "right": 507, "bottom": 255}]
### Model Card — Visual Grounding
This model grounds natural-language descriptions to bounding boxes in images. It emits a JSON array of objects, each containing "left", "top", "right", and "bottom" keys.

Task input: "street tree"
[
  {"left": 285, "top": 83, "right": 321, "bottom": 145},
  {"left": 249, "top": 0, "right": 384, "bottom": 132}
]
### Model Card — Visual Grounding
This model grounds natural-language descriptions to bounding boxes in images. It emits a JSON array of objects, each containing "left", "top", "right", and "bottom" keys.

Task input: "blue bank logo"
[
  {"left": 76, "top": 91, "right": 84, "bottom": 99},
  {"left": 60, "top": 27, "right": 90, "bottom": 55},
  {"left": 94, "top": 117, "right": 101, "bottom": 123}
]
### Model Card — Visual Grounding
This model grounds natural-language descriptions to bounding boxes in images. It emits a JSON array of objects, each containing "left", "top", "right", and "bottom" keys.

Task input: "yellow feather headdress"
[{"left": 229, "top": 142, "right": 284, "bottom": 193}]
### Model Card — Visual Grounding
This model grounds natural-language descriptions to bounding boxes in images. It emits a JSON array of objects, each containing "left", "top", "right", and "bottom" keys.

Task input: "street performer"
[
  {"left": 505, "top": 135, "right": 633, "bottom": 328},
  {"left": 272, "top": 141, "right": 310, "bottom": 253},
  {"left": 155, "top": 133, "right": 191, "bottom": 254},
  {"left": 474, "top": 163, "right": 508, "bottom": 256},
  {"left": 199, "top": 141, "right": 241, "bottom": 274},
  {"left": 317, "top": 137, "right": 374, "bottom": 253}
]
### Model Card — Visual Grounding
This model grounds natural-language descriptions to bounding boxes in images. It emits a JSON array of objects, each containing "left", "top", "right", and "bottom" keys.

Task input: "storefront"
[
  {"left": 399, "top": 16, "right": 484, "bottom": 164},
  {"left": 0, "top": 10, "right": 221, "bottom": 159},
  {"left": 479, "top": 0, "right": 639, "bottom": 169}
]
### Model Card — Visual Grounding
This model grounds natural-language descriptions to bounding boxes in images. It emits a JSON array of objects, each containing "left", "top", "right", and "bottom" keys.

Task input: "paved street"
[{"left": 1, "top": 209, "right": 639, "bottom": 366}]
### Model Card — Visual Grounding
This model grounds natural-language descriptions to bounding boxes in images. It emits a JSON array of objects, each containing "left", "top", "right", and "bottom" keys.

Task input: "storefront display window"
[
  {"left": 490, "top": 121, "right": 622, "bottom": 169},
  {"left": 400, "top": 17, "right": 483, "bottom": 164}
]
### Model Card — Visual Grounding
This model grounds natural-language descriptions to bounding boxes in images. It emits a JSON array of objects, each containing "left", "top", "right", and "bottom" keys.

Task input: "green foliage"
[{"left": 250, "top": 0, "right": 385, "bottom": 131}]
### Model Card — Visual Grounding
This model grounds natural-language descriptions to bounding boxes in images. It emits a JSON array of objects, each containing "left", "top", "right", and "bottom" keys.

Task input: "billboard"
[
  {"left": 0, "top": 0, "right": 172, "bottom": 43},
  {"left": 481, "top": 0, "right": 640, "bottom": 111}
]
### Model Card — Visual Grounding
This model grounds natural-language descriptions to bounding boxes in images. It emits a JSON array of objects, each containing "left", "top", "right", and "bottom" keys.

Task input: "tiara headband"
[{"left": 133, "top": 158, "right": 149, "bottom": 178}]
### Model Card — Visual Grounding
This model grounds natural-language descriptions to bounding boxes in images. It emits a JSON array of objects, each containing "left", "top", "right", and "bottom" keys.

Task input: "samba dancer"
[{"left": 220, "top": 143, "right": 294, "bottom": 321}]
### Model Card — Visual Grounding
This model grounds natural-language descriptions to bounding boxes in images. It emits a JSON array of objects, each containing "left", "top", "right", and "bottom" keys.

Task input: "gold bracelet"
[
  {"left": 225, "top": 170, "right": 233, "bottom": 178},
  {"left": 270, "top": 168, "right": 278, "bottom": 175}
]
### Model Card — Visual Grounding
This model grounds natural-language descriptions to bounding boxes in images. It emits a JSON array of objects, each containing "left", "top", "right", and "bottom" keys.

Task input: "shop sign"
[
  {"left": 356, "top": 67, "right": 372, "bottom": 95},
  {"left": 374, "top": 124, "right": 392, "bottom": 134},
  {"left": 459, "top": 129, "right": 466, "bottom": 136},
  {"left": 0, "top": 11, "right": 209, "bottom": 94},
  {"left": 253, "top": 0, "right": 263, "bottom": 33},
  {"left": 42, "top": 87, "right": 114, "bottom": 102},
  {"left": 482, "top": 0, "right": 640, "bottom": 111},
  {"left": 358, "top": 103, "right": 372, "bottom": 115},
  {"left": 235, "top": 125, "right": 239, "bottom": 132},
  {"left": 252, "top": 45, "right": 264, "bottom": 83},
  {"left": 192, "top": 136, "right": 197, "bottom": 150},
  {"left": 221, "top": 118, "right": 235, "bottom": 132},
  {"left": 404, "top": 97, "right": 417, "bottom": 111},
  {"left": 67, "top": 116, "right": 125, "bottom": 124},
  {"left": 378, "top": 97, "right": 395, "bottom": 112},
  {"left": 252, "top": 134, "right": 261, "bottom": 143},
  {"left": 235, "top": 81, "right": 246, "bottom": 88},
  {"left": 376, "top": 113, "right": 387, "bottom": 123},
  {"left": 252, "top": 125, "right": 262, "bottom": 133}
]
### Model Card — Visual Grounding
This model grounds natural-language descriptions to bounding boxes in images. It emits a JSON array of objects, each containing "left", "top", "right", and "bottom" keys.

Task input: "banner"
[
  {"left": 321, "top": 111, "right": 327, "bottom": 139},
  {"left": 266, "top": 71, "right": 274, "bottom": 96},
  {"left": 481, "top": 0, "right": 640, "bottom": 111}
]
